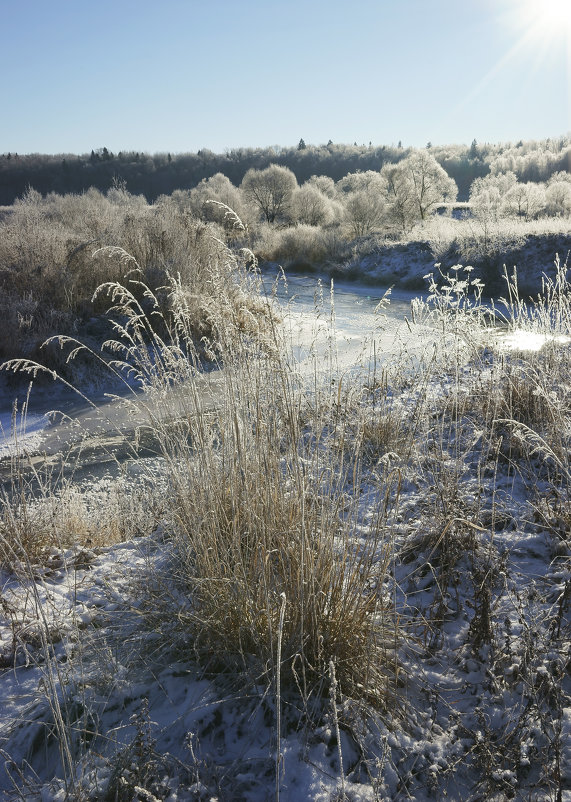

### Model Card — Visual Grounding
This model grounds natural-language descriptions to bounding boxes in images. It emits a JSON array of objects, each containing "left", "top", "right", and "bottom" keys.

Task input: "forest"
[{"left": 1, "top": 134, "right": 570, "bottom": 205}]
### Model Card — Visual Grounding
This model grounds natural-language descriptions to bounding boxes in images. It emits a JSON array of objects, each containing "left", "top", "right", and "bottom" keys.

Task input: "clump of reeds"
[
  {"left": 490, "top": 255, "right": 571, "bottom": 468},
  {"left": 0, "top": 454, "right": 163, "bottom": 568},
  {"left": 103, "top": 254, "right": 402, "bottom": 708},
  {"left": 2, "top": 236, "right": 401, "bottom": 716}
]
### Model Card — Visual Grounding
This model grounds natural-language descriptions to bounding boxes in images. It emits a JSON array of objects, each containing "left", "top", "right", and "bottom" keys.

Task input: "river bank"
[{"left": 273, "top": 226, "right": 570, "bottom": 298}]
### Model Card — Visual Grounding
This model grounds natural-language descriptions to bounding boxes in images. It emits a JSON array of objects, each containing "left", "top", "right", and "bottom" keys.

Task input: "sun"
[{"left": 511, "top": 0, "right": 571, "bottom": 44}]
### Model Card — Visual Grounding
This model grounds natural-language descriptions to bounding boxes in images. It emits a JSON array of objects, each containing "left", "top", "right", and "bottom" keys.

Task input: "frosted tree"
[
  {"left": 469, "top": 171, "right": 518, "bottom": 223},
  {"left": 306, "top": 174, "right": 336, "bottom": 199},
  {"left": 380, "top": 163, "right": 417, "bottom": 232},
  {"left": 401, "top": 150, "right": 457, "bottom": 221},
  {"left": 381, "top": 150, "right": 457, "bottom": 232},
  {"left": 336, "top": 171, "right": 386, "bottom": 237},
  {"left": 545, "top": 172, "right": 571, "bottom": 217},
  {"left": 291, "top": 184, "right": 336, "bottom": 226},
  {"left": 241, "top": 164, "right": 298, "bottom": 224},
  {"left": 502, "top": 181, "right": 546, "bottom": 220},
  {"left": 336, "top": 171, "right": 383, "bottom": 195}
]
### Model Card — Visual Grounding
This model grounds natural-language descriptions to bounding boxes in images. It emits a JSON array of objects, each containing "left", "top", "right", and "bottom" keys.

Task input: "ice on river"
[
  {"left": 0, "top": 409, "right": 50, "bottom": 458},
  {"left": 500, "top": 329, "right": 571, "bottom": 351}
]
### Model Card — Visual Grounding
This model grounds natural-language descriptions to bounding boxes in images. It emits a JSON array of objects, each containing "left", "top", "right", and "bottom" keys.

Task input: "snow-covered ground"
[
  {"left": 0, "top": 275, "right": 569, "bottom": 801},
  {"left": 0, "top": 380, "right": 568, "bottom": 800}
]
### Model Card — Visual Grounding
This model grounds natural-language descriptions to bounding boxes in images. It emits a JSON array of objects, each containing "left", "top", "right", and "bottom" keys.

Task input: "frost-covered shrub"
[
  {"left": 545, "top": 179, "right": 571, "bottom": 217},
  {"left": 291, "top": 183, "right": 337, "bottom": 227},
  {"left": 254, "top": 223, "right": 349, "bottom": 267},
  {"left": 186, "top": 172, "right": 252, "bottom": 232}
]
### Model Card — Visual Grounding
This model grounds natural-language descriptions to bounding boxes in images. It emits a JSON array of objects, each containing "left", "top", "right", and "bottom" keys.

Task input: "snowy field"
[{"left": 0, "top": 272, "right": 569, "bottom": 801}]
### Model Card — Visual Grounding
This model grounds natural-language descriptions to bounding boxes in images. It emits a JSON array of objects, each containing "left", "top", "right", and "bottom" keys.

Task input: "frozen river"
[
  {"left": 0, "top": 272, "right": 431, "bottom": 476},
  {"left": 261, "top": 268, "right": 428, "bottom": 377},
  {"left": 2, "top": 265, "right": 562, "bottom": 478}
]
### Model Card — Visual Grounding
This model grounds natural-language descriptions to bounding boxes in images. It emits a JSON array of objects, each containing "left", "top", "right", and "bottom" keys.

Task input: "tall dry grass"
[
  {"left": 2, "top": 235, "right": 402, "bottom": 715},
  {"left": 2, "top": 228, "right": 571, "bottom": 798},
  {"left": 95, "top": 260, "right": 401, "bottom": 708},
  {"left": 0, "top": 187, "right": 233, "bottom": 361}
]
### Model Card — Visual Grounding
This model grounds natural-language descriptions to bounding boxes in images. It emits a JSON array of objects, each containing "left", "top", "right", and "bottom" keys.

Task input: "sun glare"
[{"left": 516, "top": 0, "right": 571, "bottom": 43}]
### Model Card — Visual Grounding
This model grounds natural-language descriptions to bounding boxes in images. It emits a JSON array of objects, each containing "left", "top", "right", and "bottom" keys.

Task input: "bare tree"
[
  {"left": 241, "top": 164, "right": 298, "bottom": 224},
  {"left": 336, "top": 171, "right": 386, "bottom": 237},
  {"left": 291, "top": 184, "right": 336, "bottom": 226},
  {"left": 381, "top": 150, "right": 458, "bottom": 232}
]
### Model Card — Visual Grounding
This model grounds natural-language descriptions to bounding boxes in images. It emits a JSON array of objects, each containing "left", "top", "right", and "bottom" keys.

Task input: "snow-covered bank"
[
  {"left": 1, "top": 350, "right": 569, "bottom": 800},
  {"left": 323, "top": 229, "right": 570, "bottom": 297}
]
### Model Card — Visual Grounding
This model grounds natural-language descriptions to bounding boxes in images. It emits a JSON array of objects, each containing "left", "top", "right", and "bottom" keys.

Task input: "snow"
[
  {"left": 0, "top": 410, "right": 50, "bottom": 460},
  {"left": 0, "top": 273, "right": 569, "bottom": 800},
  {"left": 499, "top": 329, "right": 571, "bottom": 352}
]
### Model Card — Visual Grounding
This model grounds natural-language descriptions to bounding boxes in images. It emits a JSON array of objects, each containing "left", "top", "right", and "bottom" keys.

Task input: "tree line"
[
  {"left": 1, "top": 135, "right": 569, "bottom": 207},
  {"left": 1, "top": 143, "right": 569, "bottom": 363}
]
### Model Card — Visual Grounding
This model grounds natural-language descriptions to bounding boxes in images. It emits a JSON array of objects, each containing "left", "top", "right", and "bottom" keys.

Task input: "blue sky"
[{"left": 1, "top": 0, "right": 569, "bottom": 155}]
